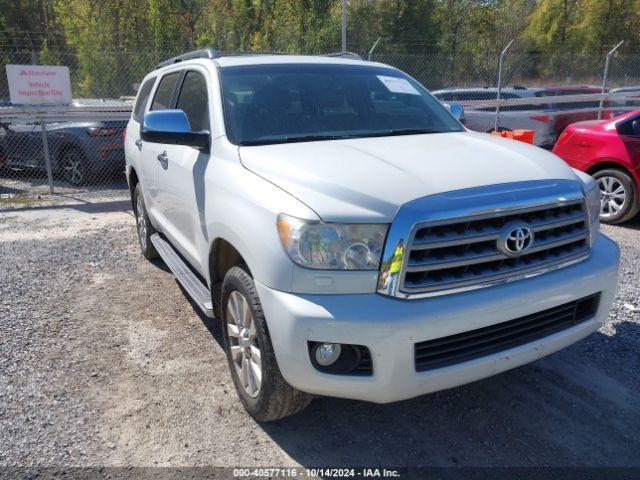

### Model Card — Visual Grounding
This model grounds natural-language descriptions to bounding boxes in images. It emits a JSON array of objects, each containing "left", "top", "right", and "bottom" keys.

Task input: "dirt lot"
[{"left": 1, "top": 195, "right": 640, "bottom": 468}]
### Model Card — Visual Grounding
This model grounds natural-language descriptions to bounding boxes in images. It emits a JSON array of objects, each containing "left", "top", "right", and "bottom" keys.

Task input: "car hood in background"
[{"left": 239, "top": 131, "right": 579, "bottom": 222}]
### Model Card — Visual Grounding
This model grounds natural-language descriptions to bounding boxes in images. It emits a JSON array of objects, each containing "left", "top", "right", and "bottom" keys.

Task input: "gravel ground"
[
  {"left": 0, "top": 170, "right": 129, "bottom": 206},
  {"left": 1, "top": 195, "right": 639, "bottom": 468}
]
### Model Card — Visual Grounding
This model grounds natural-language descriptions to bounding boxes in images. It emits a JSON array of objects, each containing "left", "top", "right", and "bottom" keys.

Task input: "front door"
[
  {"left": 141, "top": 70, "right": 182, "bottom": 226},
  {"left": 156, "top": 69, "right": 212, "bottom": 273}
]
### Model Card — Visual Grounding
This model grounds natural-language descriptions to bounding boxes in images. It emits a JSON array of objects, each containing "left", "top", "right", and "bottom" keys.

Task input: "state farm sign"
[{"left": 6, "top": 65, "right": 72, "bottom": 105}]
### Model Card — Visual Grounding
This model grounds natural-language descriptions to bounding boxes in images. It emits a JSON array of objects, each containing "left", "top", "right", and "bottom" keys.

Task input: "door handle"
[
  {"left": 135, "top": 139, "right": 143, "bottom": 150},
  {"left": 157, "top": 151, "right": 168, "bottom": 168}
]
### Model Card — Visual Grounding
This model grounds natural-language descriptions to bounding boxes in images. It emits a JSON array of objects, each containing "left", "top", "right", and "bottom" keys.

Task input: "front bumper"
[{"left": 256, "top": 234, "right": 619, "bottom": 403}]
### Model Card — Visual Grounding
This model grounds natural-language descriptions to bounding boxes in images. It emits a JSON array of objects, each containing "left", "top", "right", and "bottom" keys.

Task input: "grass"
[{"left": 0, "top": 195, "right": 39, "bottom": 207}]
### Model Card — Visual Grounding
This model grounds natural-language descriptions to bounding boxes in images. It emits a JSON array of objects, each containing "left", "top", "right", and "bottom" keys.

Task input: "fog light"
[{"left": 314, "top": 343, "right": 341, "bottom": 366}]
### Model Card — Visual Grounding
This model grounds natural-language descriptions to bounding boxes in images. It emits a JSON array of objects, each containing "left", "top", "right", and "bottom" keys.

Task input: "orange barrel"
[{"left": 512, "top": 129, "right": 535, "bottom": 144}]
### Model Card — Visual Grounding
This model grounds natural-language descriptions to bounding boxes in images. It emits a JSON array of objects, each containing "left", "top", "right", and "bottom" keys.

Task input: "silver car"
[{"left": 433, "top": 86, "right": 556, "bottom": 148}]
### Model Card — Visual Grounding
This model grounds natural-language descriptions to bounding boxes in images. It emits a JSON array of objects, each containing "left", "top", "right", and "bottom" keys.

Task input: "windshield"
[{"left": 219, "top": 63, "right": 464, "bottom": 146}]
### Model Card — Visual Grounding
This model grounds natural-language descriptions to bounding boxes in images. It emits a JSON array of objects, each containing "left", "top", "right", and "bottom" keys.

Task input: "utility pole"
[
  {"left": 341, "top": 0, "right": 347, "bottom": 53},
  {"left": 368, "top": 37, "right": 382, "bottom": 61},
  {"left": 598, "top": 40, "right": 624, "bottom": 119},
  {"left": 495, "top": 39, "right": 515, "bottom": 132}
]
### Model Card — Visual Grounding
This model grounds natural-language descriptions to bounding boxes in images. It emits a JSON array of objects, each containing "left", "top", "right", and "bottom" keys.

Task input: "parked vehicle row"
[
  {"left": 1, "top": 84, "right": 637, "bottom": 190},
  {"left": 433, "top": 86, "right": 558, "bottom": 148},
  {"left": 125, "top": 49, "right": 619, "bottom": 421},
  {"left": 0, "top": 97, "right": 132, "bottom": 185},
  {"left": 432, "top": 85, "right": 617, "bottom": 149}
]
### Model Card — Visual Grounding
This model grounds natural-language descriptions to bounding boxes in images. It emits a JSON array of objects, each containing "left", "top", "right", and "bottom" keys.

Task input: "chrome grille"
[{"left": 402, "top": 200, "right": 590, "bottom": 295}]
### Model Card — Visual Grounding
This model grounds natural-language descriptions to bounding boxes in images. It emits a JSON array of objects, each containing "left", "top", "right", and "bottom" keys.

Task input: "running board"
[{"left": 150, "top": 233, "right": 215, "bottom": 318}]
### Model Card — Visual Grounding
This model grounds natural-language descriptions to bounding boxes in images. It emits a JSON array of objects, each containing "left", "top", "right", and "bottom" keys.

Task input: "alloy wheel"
[
  {"left": 226, "top": 291, "right": 262, "bottom": 398},
  {"left": 598, "top": 176, "right": 627, "bottom": 219},
  {"left": 62, "top": 152, "right": 84, "bottom": 185}
]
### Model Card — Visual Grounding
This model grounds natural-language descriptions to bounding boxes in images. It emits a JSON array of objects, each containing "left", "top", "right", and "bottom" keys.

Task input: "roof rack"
[
  {"left": 156, "top": 48, "right": 220, "bottom": 69},
  {"left": 323, "top": 52, "right": 363, "bottom": 60},
  {"left": 156, "top": 49, "right": 363, "bottom": 68}
]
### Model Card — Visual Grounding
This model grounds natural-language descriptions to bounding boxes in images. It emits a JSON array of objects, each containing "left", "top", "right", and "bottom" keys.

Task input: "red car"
[{"left": 553, "top": 110, "right": 640, "bottom": 224}]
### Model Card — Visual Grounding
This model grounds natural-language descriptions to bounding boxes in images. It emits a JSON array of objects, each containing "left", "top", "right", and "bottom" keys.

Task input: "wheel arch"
[
  {"left": 208, "top": 236, "right": 252, "bottom": 317},
  {"left": 127, "top": 165, "right": 139, "bottom": 209},
  {"left": 586, "top": 160, "right": 635, "bottom": 179}
]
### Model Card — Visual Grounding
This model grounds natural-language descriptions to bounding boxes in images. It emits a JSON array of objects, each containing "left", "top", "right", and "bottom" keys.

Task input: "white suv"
[{"left": 125, "top": 49, "right": 620, "bottom": 421}]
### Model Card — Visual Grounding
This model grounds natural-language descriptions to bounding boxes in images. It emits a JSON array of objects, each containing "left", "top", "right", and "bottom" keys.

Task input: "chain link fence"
[
  {"left": 1, "top": 49, "right": 640, "bottom": 202},
  {"left": 372, "top": 52, "right": 640, "bottom": 90},
  {"left": 0, "top": 51, "right": 145, "bottom": 202},
  {"left": 0, "top": 104, "right": 132, "bottom": 200}
]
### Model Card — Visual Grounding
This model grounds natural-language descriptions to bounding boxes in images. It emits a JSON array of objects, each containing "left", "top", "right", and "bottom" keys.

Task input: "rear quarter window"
[{"left": 132, "top": 77, "right": 156, "bottom": 123}]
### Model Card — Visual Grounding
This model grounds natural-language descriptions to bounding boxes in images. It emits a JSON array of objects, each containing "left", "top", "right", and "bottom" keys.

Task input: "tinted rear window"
[
  {"left": 132, "top": 77, "right": 156, "bottom": 122},
  {"left": 151, "top": 72, "right": 180, "bottom": 111}
]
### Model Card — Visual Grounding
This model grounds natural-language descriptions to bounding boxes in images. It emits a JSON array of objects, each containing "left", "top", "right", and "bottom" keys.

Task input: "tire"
[
  {"left": 221, "top": 266, "right": 312, "bottom": 421},
  {"left": 593, "top": 168, "right": 639, "bottom": 224},
  {"left": 133, "top": 183, "right": 158, "bottom": 260},
  {"left": 60, "top": 148, "right": 88, "bottom": 186}
]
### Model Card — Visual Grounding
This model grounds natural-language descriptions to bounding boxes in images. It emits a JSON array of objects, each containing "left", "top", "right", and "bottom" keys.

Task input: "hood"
[{"left": 239, "top": 131, "right": 580, "bottom": 222}]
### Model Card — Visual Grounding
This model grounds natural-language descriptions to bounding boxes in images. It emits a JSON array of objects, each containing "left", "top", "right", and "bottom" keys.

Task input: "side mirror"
[
  {"left": 632, "top": 119, "right": 640, "bottom": 136},
  {"left": 445, "top": 103, "right": 465, "bottom": 123},
  {"left": 141, "top": 110, "right": 210, "bottom": 152}
]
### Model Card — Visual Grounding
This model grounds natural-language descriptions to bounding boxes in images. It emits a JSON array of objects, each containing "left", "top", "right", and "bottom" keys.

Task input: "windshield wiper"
[
  {"left": 240, "top": 134, "right": 349, "bottom": 146},
  {"left": 239, "top": 129, "right": 443, "bottom": 146},
  {"left": 362, "top": 128, "right": 442, "bottom": 137}
]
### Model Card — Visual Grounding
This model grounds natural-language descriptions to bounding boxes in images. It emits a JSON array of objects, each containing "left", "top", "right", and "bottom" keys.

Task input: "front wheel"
[
  {"left": 593, "top": 169, "right": 639, "bottom": 224},
  {"left": 221, "top": 266, "right": 312, "bottom": 421}
]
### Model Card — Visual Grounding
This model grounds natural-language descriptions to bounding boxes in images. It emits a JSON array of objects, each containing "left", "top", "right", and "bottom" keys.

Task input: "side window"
[
  {"left": 176, "top": 71, "right": 210, "bottom": 131},
  {"left": 151, "top": 72, "right": 180, "bottom": 110},
  {"left": 133, "top": 77, "right": 156, "bottom": 122}
]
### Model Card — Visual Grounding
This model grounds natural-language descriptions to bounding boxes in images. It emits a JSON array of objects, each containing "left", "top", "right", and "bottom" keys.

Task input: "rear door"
[
  {"left": 126, "top": 75, "right": 157, "bottom": 202},
  {"left": 156, "top": 68, "right": 212, "bottom": 271}
]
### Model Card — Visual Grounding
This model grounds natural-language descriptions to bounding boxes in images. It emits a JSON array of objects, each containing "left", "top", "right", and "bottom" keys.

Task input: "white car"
[{"left": 125, "top": 49, "right": 619, "bottom": 421}]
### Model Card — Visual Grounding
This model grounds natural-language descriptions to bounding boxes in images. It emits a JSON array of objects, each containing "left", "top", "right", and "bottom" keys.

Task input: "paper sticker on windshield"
[{"left": 377, "top": 75, "right": 420, "bottom": 95}]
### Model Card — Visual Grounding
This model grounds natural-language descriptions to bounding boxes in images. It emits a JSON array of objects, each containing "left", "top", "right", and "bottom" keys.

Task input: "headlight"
[
  {"left": 277, "top": 214, "right": 389, "bottom": 270},
  {"left": 575, "top": 169, "right": 600, "bottom": 247}
]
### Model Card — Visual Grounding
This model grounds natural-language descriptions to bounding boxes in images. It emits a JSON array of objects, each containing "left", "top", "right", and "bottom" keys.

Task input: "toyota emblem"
[{"left": 499, "top": 221, "right": 534, "bottom": 257}]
